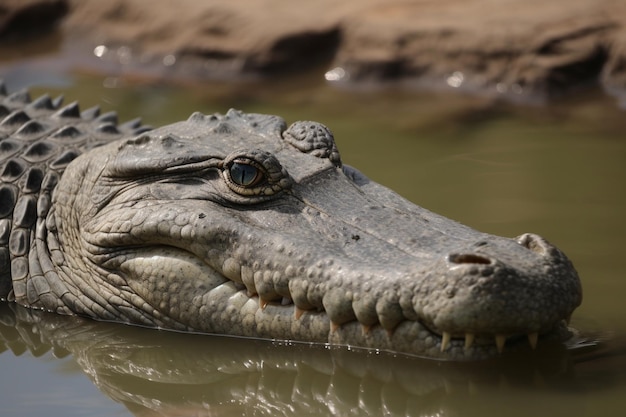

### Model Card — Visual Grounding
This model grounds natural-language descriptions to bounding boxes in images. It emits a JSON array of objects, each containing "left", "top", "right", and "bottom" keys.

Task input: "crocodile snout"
[{"left": 424, "top": 233, "right": 582, "bottom": 353}]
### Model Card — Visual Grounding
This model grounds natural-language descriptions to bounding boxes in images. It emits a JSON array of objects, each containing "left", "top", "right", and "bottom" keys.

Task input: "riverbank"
[{"left": 2, "top": 0, "right": 626, "bottom": 103}]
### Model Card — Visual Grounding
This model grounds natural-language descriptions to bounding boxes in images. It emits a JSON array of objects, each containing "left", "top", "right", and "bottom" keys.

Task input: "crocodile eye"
[
  {"left": 221, "top": 149, "right": 292, "bottom": 201},
  {"left": 229, "top": 161, "right": 263, "bottom": 187}
]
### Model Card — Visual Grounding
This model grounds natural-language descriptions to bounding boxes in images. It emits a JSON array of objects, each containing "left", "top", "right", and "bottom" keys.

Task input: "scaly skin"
[{"left": 0, "top": 84, "right": 582, "bottom": 360}]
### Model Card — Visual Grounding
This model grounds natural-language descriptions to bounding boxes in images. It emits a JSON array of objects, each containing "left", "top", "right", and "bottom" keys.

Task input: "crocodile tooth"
[
  {"left": 361, "top": 324, "right": 372, "bottom": 335},
  {"left": 464, "top": 333, "right": 475, "bottom": 350},
  {"left": 294, "top": 306, "right": 305, "bottom": 320},
  {"left": 259, "top": 298, "right": 269, "bottom": 310},
  {"left": 528, "top": 332, "right": 538, "bottom": 349},
  {"left": 441, "top": 331, "right": 451, "bottom": 352},
  {"left": 330, "top": 321, "right": 340, "bottom": 333},
  {"left": 495, "top": 334, "right": 507, "bottom": 353}
]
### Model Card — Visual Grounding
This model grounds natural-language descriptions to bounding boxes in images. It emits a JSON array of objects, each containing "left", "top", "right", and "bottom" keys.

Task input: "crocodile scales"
[{"left": 0, "top": 82, "right": 582, "bottom": 360}]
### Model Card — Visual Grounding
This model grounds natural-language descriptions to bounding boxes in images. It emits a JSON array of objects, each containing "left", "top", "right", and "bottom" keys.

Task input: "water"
[{"left": 1, "top": 54, "right": 625, "bottom": 416}]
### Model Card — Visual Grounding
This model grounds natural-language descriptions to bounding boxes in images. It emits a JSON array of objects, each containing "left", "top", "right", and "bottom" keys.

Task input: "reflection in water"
[{"left": 0, "top": 302, "right": 623, "bottom": 417}]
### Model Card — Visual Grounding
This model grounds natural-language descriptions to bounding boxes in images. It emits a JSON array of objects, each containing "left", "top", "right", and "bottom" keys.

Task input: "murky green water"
[{"left": 1, "top": 53, "right": 625, "bottom": 416}]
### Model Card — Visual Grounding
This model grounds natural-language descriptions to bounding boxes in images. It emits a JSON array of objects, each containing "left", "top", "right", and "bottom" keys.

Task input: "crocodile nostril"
[
  {"left": 516, "top": 233, "right": 549, "bottom": 256},
  {"left": 447, "top": 253, "right": 493, "bottom": 265}
]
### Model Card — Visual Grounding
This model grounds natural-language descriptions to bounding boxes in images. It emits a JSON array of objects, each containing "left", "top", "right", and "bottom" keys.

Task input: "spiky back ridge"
[{"left": 0, "top": 82, "right": 151, "bottom": 299}]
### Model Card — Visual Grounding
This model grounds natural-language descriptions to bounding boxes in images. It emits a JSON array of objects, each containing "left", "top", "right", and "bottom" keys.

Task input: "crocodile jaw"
[
  {"left": 70, "top": 175, "right": 580, "bottom": 360},
  {"left": 44, "top": 112, "right": 581, "bottom": 360}
]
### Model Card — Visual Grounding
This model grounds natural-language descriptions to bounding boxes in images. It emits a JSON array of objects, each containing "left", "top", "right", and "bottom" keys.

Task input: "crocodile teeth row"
[
  {"left": 258, "top": 295, "right": 542, "bottom": 353},
  {"left": 440, "top": 331, "right": 540, "bottom": 352}
]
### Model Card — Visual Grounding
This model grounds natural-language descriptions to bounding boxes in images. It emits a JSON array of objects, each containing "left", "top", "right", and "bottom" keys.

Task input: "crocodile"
[{"left": 0, "top": 82, "right": 582, "bottom": 360}]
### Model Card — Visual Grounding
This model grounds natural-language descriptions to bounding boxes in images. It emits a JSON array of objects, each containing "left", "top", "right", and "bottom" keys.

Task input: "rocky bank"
[{"left": 2, "top": 0, "right": 626, "bottom": 102}]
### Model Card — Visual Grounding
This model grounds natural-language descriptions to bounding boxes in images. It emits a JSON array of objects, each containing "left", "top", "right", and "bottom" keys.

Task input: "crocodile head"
[{"left": 40, "top": 109, "right": 581, "bottom": 360}]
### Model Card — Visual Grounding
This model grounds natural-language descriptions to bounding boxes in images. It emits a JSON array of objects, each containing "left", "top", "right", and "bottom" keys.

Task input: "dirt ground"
[{"left": 2, "top": 0, "right": 626, "bottom": 100}]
